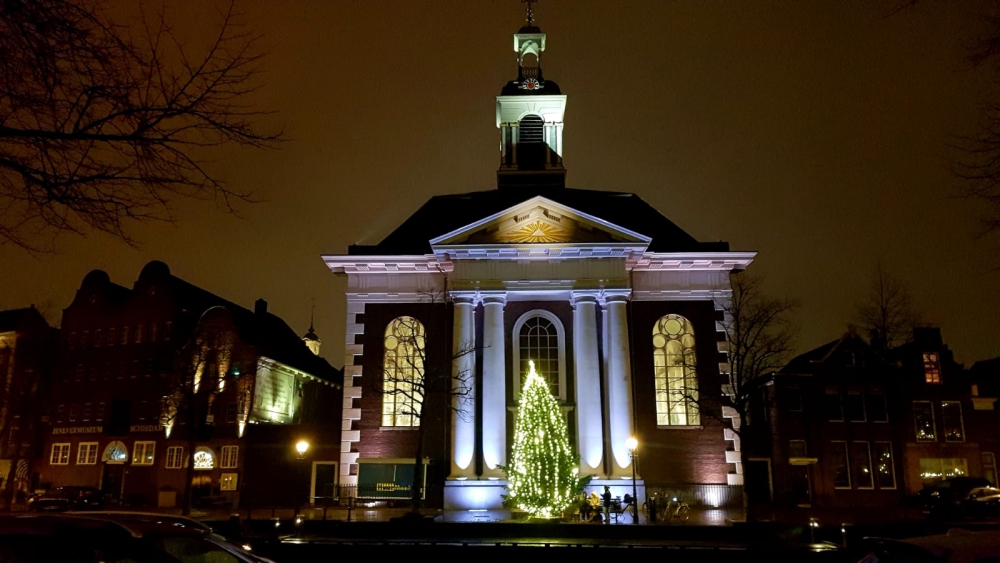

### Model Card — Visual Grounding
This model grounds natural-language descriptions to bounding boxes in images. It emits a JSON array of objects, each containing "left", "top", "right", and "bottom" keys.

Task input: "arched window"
[
  {"left": 653, "top": 315, "right": 700, "bottom": 426},
  {"left": 519, "top": 115, "right": 544, "bottom": 144},
  {"left": 513, "top": 311, "right": 566, "bottom": 400},
  {"left": 382, "top": 316, "right": 426, "bottom": 427},
  {"left": 102, "top": 441, "right": 128, "bottom": 464}
]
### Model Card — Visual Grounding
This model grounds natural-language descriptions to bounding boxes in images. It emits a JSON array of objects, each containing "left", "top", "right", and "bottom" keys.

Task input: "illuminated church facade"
[{"left": 323, "top": 8, "right": 755, "bottom": 510}]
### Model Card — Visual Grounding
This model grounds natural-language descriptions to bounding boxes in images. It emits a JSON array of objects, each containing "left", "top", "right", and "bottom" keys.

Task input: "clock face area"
[{"left": 521, "top": 78, "right": 541, "bottom": 91}]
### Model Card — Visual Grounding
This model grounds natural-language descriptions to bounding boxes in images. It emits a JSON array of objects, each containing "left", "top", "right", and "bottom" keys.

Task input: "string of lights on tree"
[{"left": 502, "top": 360, "right": 580, "bottom": 519}]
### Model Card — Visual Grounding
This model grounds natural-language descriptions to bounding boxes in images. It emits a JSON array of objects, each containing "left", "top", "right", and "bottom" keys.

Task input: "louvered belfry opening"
[{"left": 517, "top": 115, "right": 546, "bottom": 170}]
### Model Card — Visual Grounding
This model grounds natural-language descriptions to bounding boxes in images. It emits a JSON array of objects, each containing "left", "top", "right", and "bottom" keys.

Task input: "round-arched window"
[
  {"left": 102, "top": 441, "right": 128, "bottom": 464},
  {"left": 653, "top": 314, "right": 700, "bottom": 426},
  {"left": 193, "top": 447, "right": 215, "bottom": 470}
]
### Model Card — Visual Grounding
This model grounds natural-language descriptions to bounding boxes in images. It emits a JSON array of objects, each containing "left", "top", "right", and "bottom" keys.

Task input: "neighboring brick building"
[
  {"left": 0, "top": 306, "right": 58, "bottom": 505},
  {"left": 767, "top": 327, "right": 999, "bottom": 519},
  {"left": 38, "top": 261, "right": 341, "bottom": 510},
  {"left": 322, "top": 10, "right": 754, "bottom": 511},
  {"left": 770, "top": 330, "right": 906, "bottom": 514}
]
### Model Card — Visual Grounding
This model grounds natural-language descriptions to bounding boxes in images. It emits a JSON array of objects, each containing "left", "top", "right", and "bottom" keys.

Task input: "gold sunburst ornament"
[{"left": 499, "top": 220, "right": 567, "bottom": 243}]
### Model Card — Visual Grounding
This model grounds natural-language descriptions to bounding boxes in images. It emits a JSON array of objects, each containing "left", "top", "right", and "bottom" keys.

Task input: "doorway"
[
  {"left": 100, "top": 464, "right": 125, "bottom": 502},
  {"left": 791, "top": 465, "right": 812, "bottom": 507},
  {"left": 311, "top": 462, "right": 338, "bottom": 506}
]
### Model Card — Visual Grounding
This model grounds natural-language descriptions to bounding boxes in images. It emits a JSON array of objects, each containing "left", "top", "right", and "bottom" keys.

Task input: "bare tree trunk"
[{"left": 410, "top": 422, "right": 426, "bottom": 516}]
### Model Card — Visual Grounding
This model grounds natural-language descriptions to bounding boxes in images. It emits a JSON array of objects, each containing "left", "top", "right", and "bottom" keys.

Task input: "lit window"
[
  {"left": 923, "top": 353, "right": 941, "bottom": 384},
  {"left": 50, "top": 443, "right": 70, "bottom": 465},
  {"left": 514, "top": 312, "right": 564, "bottom": 399},
  {"left": 77, "top": 442, "right": 98, "bottom": 465},
  {"left": 220, "top": 446, "right": 239, "bottom": 469},
  {"left": 832, "top": 441, "right": 851, "bottom": 489},
  {"left": 919, "top": 458, "right": 968, "bottom": 483},
  {"left": 165, "top": 446, "right": 185, "bottom": 469},
  {"left": 941, "top": 401, "right": 965, "bottom": 442},
  {"left": 381, "top": 316, "right": 426, "bottom": 427},
  {"left": 653, "top": 314, "right": 700, "bottom": 426},
  {"left": 102, "top": 441, "right": 128, "bottom": 463},
  {"left": 193, "top": 447, "right": 215, "bottom": 470},
  {"left": 874, "top": 442, "right": 896, "bottom": 489},
  {"left": 133, "top": 441, "right": 155, "bottom": 465},
  {"left": 220, "top": 473, "right": 238, "bottom": 491},
  {"left": 913, "top": 401, "right": 936, "bottom": 441},
  {"left": 852, "top": 442, "right": 874, "bottom": 489}
]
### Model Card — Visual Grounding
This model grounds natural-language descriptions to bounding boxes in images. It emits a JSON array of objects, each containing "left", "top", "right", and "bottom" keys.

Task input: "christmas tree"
[{"left": 503, "top": 360, "right": 581, "bottom": 518}]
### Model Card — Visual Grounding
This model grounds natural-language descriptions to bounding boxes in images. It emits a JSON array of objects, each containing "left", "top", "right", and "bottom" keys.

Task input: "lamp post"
[
  {"left": 294, "top": 440, "right": 310, "bottom": 522},
  {"left": 626, "top": 436, "right": 639, "bottom": 525}
]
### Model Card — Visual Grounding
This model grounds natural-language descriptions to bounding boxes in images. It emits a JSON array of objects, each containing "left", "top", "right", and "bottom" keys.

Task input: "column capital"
[
  {"left": 451, "top": 291, "right": 477, "bottom": 306},
  {"left": 599, "top": 289, "right": 632, "bottom": 306},
  {"left": 480, "top": 291, "right": 508, "bottom": 306},
  {"left": 570, "top": 291, "right": 600, "bottom": 306}
]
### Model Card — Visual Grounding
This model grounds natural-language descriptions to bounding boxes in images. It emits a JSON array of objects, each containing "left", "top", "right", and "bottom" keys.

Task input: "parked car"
[
  {"left": 959, "top": 486, "right": 1000, "bottom": 520},
  {"left": 0, "top": 512, "right": 275, "bottom": 562},
  {"left": 26, "top": 486, "right": 103, "bottom": 512},
  {"left": 855, "top": 529, "right": 1000, "bottom": 563},
  {"left": 916, "top": 477, "right": 991, "bottom": 520}
]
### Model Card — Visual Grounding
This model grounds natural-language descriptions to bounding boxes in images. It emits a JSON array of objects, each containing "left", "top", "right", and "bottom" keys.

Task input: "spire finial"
[
  {"left": 309, "top": 298, "right": 315, "bottom": 332},
  {"left": 522, "top": 0, "right": 537, "bottom": 27}
]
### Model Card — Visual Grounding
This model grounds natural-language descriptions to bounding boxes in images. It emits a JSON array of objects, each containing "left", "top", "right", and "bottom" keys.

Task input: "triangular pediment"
[{"left": 429, "top": 196, "right": 651, "bottom": 247}]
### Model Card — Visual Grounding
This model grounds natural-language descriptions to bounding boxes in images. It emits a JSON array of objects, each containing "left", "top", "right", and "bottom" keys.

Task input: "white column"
[
  {"left": 572, "top": 292, "right": 603, "bottom": 474},
  {"left": 450, "top": 294, "right": 476, "bottom": 479},
  {"left": 481, "top": 293, "right": 507, "bottom": 479},
  {"left": 511, "top": 125, "right": 519, "bottom": 166},
  {"left": 603, "top": 291, "right": 636, "bottom": 478}
]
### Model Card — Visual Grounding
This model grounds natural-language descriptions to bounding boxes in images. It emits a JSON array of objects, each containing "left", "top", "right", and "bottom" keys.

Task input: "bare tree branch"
[
  {"left": 854, "top": 262, "right": 922, "bottom": 349},
  {"left": 0, "top": 0, "right": 284, "bottom": 252}
]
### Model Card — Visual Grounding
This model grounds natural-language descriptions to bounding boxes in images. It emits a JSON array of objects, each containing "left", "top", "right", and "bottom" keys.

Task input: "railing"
[
  {"left": 310, "top": 483, "right": 443, "bottom": 507},
  {"left": 645, "top": 483, "right": 744, "bottom": 509}
]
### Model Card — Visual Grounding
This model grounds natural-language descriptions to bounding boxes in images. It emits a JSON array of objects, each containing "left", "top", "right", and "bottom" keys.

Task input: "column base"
[{"left": 443, "top": 478, "right": 508, "bottom": 510}]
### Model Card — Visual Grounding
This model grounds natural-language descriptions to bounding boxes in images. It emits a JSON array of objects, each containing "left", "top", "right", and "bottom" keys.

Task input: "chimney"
[{"left": 254, "top": 298, "right": 267, "bottom": 315}]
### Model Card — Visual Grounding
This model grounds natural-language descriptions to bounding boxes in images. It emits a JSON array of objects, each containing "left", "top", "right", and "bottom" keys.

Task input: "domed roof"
[{"left": 303, "top": 327, "right": 319, "bottom": 342}]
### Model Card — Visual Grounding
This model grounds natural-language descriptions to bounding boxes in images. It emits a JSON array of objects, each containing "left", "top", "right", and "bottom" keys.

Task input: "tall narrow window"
[
  {"left": 941, "top": 401, "right": 965, "bottom": 442},
  {"left": 514, "top": 312, "right": 564, "bottom": 399},
  {"left": 867, "top": 386, "right": 888, "bottom": 422},
  {"left": 983, "top": 452, "right": 997, "bottom": 487},
  {"left": 652, "top": 315, "right": 700, "bottom": 426},
  {"left": 874, "top": 442, "right": 896, "bottom": 489},
  {"left": 382, "top": 316, "right": 425, "bottom": 427},
  {"left": 913, "top": 401, "right": 936, "bottom": 441},
  {"left": 923, "top": 352, "right": 941, "bottom": 383},
  {"left": 824, "top": 385, "right": 843, "bottom": 422},
  {"left": 832, "top": 441, "right": 851, "bottom": 489},
  {"left": 845, "top": 386, "right": 866, "bottom": 422},
  {"left": 852, "top": 442, "right": 874, "bottom": 489}
]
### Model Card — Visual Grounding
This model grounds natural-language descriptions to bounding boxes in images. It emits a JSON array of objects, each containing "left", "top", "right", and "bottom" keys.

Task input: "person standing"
[{"left": 602, "top": 485, "right": 612, "bottom": 524}]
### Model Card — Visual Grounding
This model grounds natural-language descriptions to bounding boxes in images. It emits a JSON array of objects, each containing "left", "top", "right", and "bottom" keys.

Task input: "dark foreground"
[{"left": 207, "top": 517, "right": 998, "bottom": 562}]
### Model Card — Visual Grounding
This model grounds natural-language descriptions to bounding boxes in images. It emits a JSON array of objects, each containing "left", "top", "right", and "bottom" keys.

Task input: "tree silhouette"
[{"left": 0, "top": 0, "right": 283, "bottom": 251}]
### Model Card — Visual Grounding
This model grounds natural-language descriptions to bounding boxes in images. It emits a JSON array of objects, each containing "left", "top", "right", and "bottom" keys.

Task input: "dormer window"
[{"left": 923, "top": 352, "right": 941, "bottom": 384}]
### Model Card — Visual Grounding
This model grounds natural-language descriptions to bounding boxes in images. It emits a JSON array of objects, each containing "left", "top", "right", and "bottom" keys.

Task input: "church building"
[{"left": 323, "top": 5, "right": 756, "bottom": 511}]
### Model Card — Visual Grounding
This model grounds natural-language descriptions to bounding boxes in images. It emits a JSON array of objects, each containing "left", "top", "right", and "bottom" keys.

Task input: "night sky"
[{"left": 1, "top": 0, "right": 998, "bottom": 367}]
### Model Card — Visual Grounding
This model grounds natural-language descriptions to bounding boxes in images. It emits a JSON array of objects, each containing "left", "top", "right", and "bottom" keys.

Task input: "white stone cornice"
[
  {"left": 631, "top": 252, "right": 756, "bottom": 272},
  {"left": 322, "top": 254, "right": 453, "bottom": 275},
  {"left": 433, "top": 243, "right": 648, "bottom": 261}
]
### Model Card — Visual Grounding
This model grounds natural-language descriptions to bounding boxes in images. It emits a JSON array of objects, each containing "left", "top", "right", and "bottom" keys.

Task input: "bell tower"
[{"left": 497, "top": 0, "right": 568, "bottom": 190}]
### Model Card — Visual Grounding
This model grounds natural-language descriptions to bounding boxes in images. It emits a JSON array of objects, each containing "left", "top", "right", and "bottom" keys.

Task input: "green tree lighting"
[{"left": 502, "top": 360, "right": 580, "bottom": 518}]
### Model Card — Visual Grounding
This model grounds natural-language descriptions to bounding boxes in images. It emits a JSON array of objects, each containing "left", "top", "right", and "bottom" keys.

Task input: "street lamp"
[
  {"left": 295, "top": 440, "right": 310, "bottom": 459},
  {"left": 626, "top": 436, "right": 639, "bottom": 525},
  {"left": 294, "top": 440, "right": 310, "bottom": 521}
]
